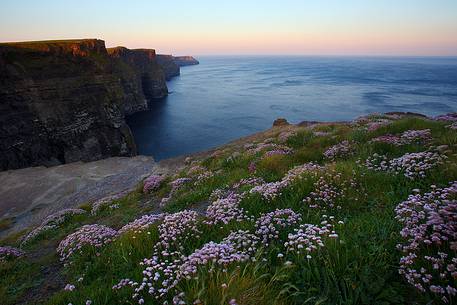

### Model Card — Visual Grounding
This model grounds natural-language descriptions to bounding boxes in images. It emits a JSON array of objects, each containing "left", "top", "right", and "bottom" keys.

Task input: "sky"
[{"left": 1, "top": 0, "right": 457, "bottom": 56}]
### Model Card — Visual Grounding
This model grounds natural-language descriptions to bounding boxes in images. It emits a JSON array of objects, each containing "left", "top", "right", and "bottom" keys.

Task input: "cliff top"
[
  {"left": 0, "top": 38, "right": 101, "bottom": 46},
  {"left": 0, "top": 39, "right": 107, "bottom": 56}
]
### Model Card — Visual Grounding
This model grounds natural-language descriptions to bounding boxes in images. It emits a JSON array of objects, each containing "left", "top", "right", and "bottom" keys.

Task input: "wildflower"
[
  {"left": 250, "top": 162, "right": 322, "bottom": 201},
  {"left": 395, "top": 182, "right": 457, "bottom": 300},
  {"left": 64, "top": 284, "right": 75, "bottom": 291},
  {"left": 323, "top": 140, "right": 353, "bottom": 160},
  {"left": 143, "top": 174, "right": 165, "bottom": 193},
  {"left": 91, "top": 190, "right": 129, "bottom": 215},
  {"left": 229, "top": 299, "right": 238, "bottom": 305},
  {"left": 263, "top": 148, "right": 292, "bottom": 158},
  {"left": 0, "top": 246, "right": 24, "bottom": 262},
  {"left": 57, "top": 224, "right": 117, "bottom": 261},
  {"left": 277, "top": 130, "right": 296, "bottom": 143},
  {"left": 205, "top": 193, "right": 248, "bottom": 225},
  {"left": 255, "top": 209, "right": 302, "bottom": 245},
  {"left": 159, "top": 210, "right": 201, "bottom": 250},
  {"left": 365, "top": 151, "right": 446, "bottom": 179},
  {"left": 304, "top": 176, "right": 342, "bottom": 209},
  {"left": 21, "top": 209, "right": 87, "bottom": 245},
  {"left": 118, "top": 213, "right": 166, "bottom": 235}
]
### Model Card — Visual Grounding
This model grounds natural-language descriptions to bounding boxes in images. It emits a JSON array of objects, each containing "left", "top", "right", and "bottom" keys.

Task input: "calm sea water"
[{"left": 127, "top": 56, "right": 457, "bottom": 160}]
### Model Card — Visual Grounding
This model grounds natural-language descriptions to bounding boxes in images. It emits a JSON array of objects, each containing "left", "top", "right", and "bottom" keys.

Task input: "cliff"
[
  {"left": 107, "top": 47, "right": 168, "bottom": 112},
  {"left": 0, "top": 39, "right": 168, "bottom": 170},
  {"left": 173, "top": 56, "right": 199, "bottom": 66},
  {"left": 157, "top": 55, "right": 180, "bottom": 80}
]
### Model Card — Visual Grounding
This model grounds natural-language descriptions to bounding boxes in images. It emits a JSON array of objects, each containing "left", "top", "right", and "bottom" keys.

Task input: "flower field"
[{"left": 1, "top": 113, "right": 456, "bottom": 305}]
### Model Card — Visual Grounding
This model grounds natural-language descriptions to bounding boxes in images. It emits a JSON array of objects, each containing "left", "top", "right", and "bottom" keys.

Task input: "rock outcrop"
[
  {"left": 273, "top": 118, "right": 289, "bottom": 127},
  {"left": 0, "top": 39, "right": 168, "bottom": 170},
  {"left": 157, "top": 55, "right": 180, "bottom": 80},
  {"left": 173, "top": 56, "right": 199, "bottom": 66}
]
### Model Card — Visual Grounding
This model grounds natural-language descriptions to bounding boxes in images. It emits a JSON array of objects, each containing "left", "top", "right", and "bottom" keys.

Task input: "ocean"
[{"left": 126, "top": 56, "right": 457, "bottom": 160}]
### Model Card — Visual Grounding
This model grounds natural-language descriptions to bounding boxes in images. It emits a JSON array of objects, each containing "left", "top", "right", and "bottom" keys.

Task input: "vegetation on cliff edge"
[{"left": 1, "top": 113, "right": 456, "bottom": 305}]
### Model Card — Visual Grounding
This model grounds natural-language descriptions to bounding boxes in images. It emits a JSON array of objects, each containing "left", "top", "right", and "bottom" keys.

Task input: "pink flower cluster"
[
  {"left": 195, "top": 171, "right": 215, "bottom": 183},
  {"left": 250, "top": 162, "right": 323, "bottom": 201},
  {"left": 171, "top": 177, "right": 192, "bottom": 190},
  {"left": 187, "top": 164, "right": 206, "bottom": 176},
  {"left": 179, "top": 233, "right": 257, "bottom": 279},
  {"left": 366, "top": 120, "right": 392, "bottom": 131},
  {"left": 370, "top": 129, "right": 431, "bottom": 146},
  {"left": 278, "top": 131, "right": 296, "bottom": 143},
  {"left": 22, "top": 208, "right": 87, "bottom": 245},
  {"left": 115, "top": 230, "right": 258, "bottom": 304},
  {"left": 91, "top": 190, "right": 129, "bottom": 215},
  {"left": 143, "top": 175, "right": 165, "bottom": 193},
  {"left": 0, "top": 246, "right": 24, "bottom": 262},
  {"left": 205, "top": 193, "right": 249, "bottom": 225},
  {"left": 263, "top": 149, "right": 292, "bottom": 158},
  {"left": 118, "top": 213, "right": 166, "bottom": 235},
  {"left": 131, "top": 251, "right": 183, "bottom": 301},
  {"left": 365, "top": 151, "right": 445, "bottom": 179},
  {"left": 255, "top": 209, "right": 302, "bottom": 245},
  {"left": 434, "top": 113, "right": 457, "bottom": 122},
  {"left": 323, "top": 140, "right": 353, "bottom": 160},
  {"left": 304, "top": 176, "right": 343, "bottom": 210},
  {"left": 160, "top": 177, "right": 192, "bottom": 207},
  {"left": 395, "top": 182, "right": 457, "bottom": 303},
  {"left": 158, "top": 210, "right": 201, "bottom": 251},
  {"left": 353, "top": 115, "right": 397, "bottom": 132},
  {"left": 284, "top": 220, "right": 338, "bottom": 258},
  {"left": 232, "top": 177, "right": 265, "bottom": 190},
  {"left": 250, "top": 181, "right": 286, "bottom": 201},
  {"left": 64, "top": 283, "right": 76, "bottom": 291},
  {"left": 209, "top": 178, "right": 265, "bottom": 203},
  {"left": 57, "top": 224, "right": 117, "bottom": 261}
]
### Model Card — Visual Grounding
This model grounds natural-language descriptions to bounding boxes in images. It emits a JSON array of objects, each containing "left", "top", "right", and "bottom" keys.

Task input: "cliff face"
[
  {"left": 156, "top": 55, "right": 199, "bottom": 81},
  {"left": 0, "top": 39, "right": 168, "bottom": 170},
  {"left": 107, "top": 47, "right": 168, "bottom": 113},
  {"left": 156, "top": 55, "right": 180, "bottom": 80},
  {"left": 173, "top": 56, "right": 199, "bottom": 66}
]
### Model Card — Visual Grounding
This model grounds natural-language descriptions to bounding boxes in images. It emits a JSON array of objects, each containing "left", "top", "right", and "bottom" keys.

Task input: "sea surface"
[{"left": 127, "top": 56, "right": 457, "bottom": 160}]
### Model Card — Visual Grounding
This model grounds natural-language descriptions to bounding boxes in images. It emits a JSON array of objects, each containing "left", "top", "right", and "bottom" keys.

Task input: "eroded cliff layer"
[
  {"left": 107, "top": 47, "right": 168, "bottom": 113},
  {"left": 0, "top": 39, "right": 168, "bottom": 170},
  {"left": 157, "top": 55, "right": 180, "bottom": 80}
]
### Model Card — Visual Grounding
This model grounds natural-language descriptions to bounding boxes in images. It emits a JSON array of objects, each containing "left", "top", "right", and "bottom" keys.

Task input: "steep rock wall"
[
  {"left": 0, "top": 39, "right": 167, "bottom": 170},
  {"left": 108, "top": 47, "right": 168, "bottom": 114},
  {"left": 156, "top": 54, "right": 180, "bottom": 80}
]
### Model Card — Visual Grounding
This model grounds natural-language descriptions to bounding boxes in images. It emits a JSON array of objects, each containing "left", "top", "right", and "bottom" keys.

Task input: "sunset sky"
[{"left": 1, "top": 0, "right": 457, "bottom": 56}]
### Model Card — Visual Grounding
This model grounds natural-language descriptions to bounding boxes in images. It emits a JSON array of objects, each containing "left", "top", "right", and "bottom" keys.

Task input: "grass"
[{"left": 1, "top": 114, "right": 456, "bottom": 305}]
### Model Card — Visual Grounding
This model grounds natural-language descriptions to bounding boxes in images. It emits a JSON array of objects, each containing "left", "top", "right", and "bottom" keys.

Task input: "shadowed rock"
[{"left": 0, "top": 39, "right": 168, "bottom": 170}]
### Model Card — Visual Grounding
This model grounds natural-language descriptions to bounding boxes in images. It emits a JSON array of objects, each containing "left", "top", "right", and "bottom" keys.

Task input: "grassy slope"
[{"left": 1, "top": 114, "right": 456, "bottom": 305}]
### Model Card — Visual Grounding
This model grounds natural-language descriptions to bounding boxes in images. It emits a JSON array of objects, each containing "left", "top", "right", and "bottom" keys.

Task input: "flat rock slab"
[{"left": 0, "top": 156, "right": 161, "bottom": 238}]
